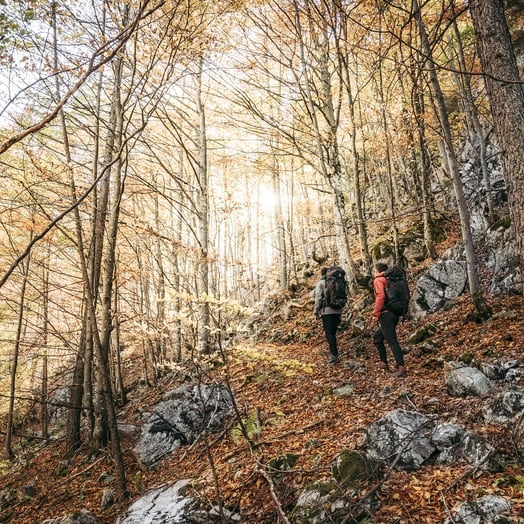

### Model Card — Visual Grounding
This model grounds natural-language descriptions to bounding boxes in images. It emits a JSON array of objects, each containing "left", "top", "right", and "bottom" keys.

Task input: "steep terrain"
[{"left": 0, "top": 288, "right": 523, "bottom": 523}]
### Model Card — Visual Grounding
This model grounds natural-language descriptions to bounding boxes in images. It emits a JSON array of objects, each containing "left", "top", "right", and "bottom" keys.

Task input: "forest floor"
[{"left": 0, "top": 292, "right": 523, "bottom": 523}]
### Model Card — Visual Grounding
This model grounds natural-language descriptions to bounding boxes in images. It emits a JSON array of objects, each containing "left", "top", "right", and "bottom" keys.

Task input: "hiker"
[
  {"left": 372, "top": 262, "right": 407, "bottom": 377},
  {"left": 314, "top": 266, "right": 346, "bottom": 365}
]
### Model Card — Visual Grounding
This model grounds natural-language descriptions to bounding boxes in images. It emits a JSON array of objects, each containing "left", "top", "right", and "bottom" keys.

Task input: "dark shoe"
[
  {"left": 379, "top": 361, "right": 390, "bottom": 372},
  {"left": 328, "top": 356, "right": 339, "bottom": 365},
  {"left": 394, "top": 366, "right": 407, "bottom": 377}
]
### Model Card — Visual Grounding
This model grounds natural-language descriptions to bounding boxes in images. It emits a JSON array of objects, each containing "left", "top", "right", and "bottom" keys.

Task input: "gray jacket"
[{"left": 314, "top": 279, "right": 342, "bottom": 316}]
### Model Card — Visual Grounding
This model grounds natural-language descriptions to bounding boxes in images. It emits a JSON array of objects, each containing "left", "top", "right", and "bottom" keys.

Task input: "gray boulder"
[
  {"left": 515, "top": 413, "right": 524, "bottom": 456},
  {"left": 403, "top": 238, "right": 427, "bottom": 264},
  {"left": 505, "top": 368, "right": 523, "bottom": 382},
  {"left": 431, "top": 425, "right": 499, "bottom": 468},
  {"left": 460, "top": 431, "right": 499, "bottom": 470},
  {"left": 485, "top": 223, "right": 521, "bottom": 295},
  {"left": 479, "top": 362, "right": 504, "bottom": 380},
  {"left": 431, "top": 423, "right": 464, "bottom": 449},
  {"left": 444, "top": 495, "right": 513, "bottom": 524},
  {"left": 445, "top": 366, "right": 493, "bottom": 397},
  {"left": 503, "top": 360, "right": 522, "bottom": 383},
  {"left": 42, "top": 510, "right": 100, "bottom": 524},
  {"left": 48, "top": 386, "right": 70, "bottom": 426},
  {"left": 291, "top": 449, "right": 382, "bottom": 523},
  {"left": 410, "top": 260, "right": 467, "bottom": 318},
  {"left": 502, "top": 359, "right": 520, "bottom": 371},
  {"left": 117, "top": 480, "right": 195, "bottom": 524},
  {"left": 134, "top": 383, "right": 233, "bottom": 466},
  {"left": 333, "top": 384, "right": 355, "bottom": 397},
  {"left": 366, "top": 409, "right": 436, "bottom": 471},
  {"left": 292, "top": 486, "right": 330, "bottom": 523},
  {"left": 483, "top": 388, "right": 524, "bottom": 423}
]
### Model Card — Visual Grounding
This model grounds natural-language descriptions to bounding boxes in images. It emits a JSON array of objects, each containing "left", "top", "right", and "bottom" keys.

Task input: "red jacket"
[{"left": 373, "top": 273, "right": 387, "bottom": 317}]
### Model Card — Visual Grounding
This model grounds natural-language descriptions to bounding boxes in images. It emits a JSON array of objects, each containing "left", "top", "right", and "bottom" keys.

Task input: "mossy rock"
[
  {"left": 331, "top": 450, "right": 377, "bottom": 490},
  {"left": 370, "top": 240, "right": 395, "bottom": 261},
  {"left": 267, "top": 453, "right": 299, "bottom": 473},
  {"left": 302, "top": 480, "right": 337, "bottom": 497},
  {"left": 459, "top": 351, "right": 475, "bottom": 365},
  {"left": 406, "top": 323, "right": 437, "bottom": 345},
  {"left": 429, "top": 216, "right": 450, "bottom": 244},
  {"left": 398, "top": 224, "right": 424, "bottom": 246},
  {"left": 490, "top": 214, "right": 511, "bottom": 231},
  {"left": 291, "top": 481, "right": 336, "bottom": 523}
]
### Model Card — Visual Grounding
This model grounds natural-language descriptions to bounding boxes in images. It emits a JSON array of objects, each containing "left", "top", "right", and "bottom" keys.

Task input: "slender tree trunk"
[
  {"left": 405, "top": 58, "right": 438, "bottom": 260},
  {"left": 113, "top": 267, "right": 126, "bottom": 404},
  {"left": 377, "top": 10, "right": 401, "bottom": 264},
  {"left": 172, "top": 166, "right": 183, "bottom": 360},
  {"left": 41, "top": 251, "right": 49, "bottom": 440},
  {"left": 341, "top": 56, "right": 371, "bottom": 275},
  {"left": 196, "top": 55, "right": 211, "bottom": 355},
  {"left": 94, "top": 27, "right": 128, "bottom": 497},
  {"left": 271, "top": 143, "right": 288, "bottom": 291},
  {"left": 413, "top": 0, "right": 491, "bottom": 318},
  {"left": 265, "top": 53, "right": 289, "bottom": 292},
  {"left": 292, "top": 0, "right": 358, "bottom": 286},
  {"left": 53, "top": 0, "right": 90, "bottom": 453},
  {"left": 6, "top": 253, "right": 31, "bottom": 460},
  {"left": 331, "top": 0, "right": 370, "bottom": 271},
  {"left": 469, "top": 0, "right": 524, "bottom": 293},
  {"left": 450, "top": 16, "right": 494, "bottom": 223},
  {"left": 154, "top": 191, "right": 170, "bottom": 362}
]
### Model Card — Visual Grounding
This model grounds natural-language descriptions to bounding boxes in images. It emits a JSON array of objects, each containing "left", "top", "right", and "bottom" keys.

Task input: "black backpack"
[
  {"left": 323, "top": 266, "right": 348, "bottom": 309},
  {"left": 383, "top": 267, "right": 410, "bottom": 316}
]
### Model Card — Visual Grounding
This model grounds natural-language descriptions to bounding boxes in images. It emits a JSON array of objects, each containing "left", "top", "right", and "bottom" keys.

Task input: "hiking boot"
[
  {"left": 394, "top": 366, "right": 407, "bottom": 378},
  {"left": 328, "top": 356, "right": 339, "bottom": 365},
  {"left": 379, "top": 361, "right": 390, "bottom": 372}
]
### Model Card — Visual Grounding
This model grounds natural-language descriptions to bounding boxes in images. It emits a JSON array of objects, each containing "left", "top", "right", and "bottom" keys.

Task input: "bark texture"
[{"left": 469, "top": 0, "right": 524, "bottom": 293}]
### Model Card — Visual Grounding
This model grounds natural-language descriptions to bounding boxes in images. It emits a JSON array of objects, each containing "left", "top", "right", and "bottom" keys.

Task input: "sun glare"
[{"left": 257, "top": 184, "right": 279, "bottom": 215}]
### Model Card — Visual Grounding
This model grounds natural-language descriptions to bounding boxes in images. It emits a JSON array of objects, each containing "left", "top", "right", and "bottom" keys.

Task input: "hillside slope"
[{"left": 0, "top": 290, "right": 523, "bottom": 523}]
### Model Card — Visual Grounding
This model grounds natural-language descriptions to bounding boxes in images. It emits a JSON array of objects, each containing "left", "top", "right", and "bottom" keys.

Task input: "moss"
[
  {"left": 490, "top": 214, "right": 511, "bottom": 231},
  {"left": 429, "top": 216, "right": 450, "bottom": 244},
  {"left": 303, "top": 480, "right": 337, "bottom": 496},
  {"left": 459, "top": 351, "right": 475, "bottom": 365},
  {"left": 267, "top": 453, "right": 299, "bottom": 472},
  {"left": 370, "top": 240, "right": 395, "bottom": 261},
  {"left": 406, "top": 324, "right": 437, "bottom": 345},
  {"left": 331, "top": 450, "right": 376, "bottom": 490}
]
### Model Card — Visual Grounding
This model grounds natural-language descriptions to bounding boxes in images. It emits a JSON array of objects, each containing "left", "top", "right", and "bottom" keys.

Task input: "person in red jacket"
[{"left": 372, "top": 263, "right": 406, "bottom": 377}]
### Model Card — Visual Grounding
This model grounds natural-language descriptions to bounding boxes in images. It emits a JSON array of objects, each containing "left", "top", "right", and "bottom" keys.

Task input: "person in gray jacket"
[{"left": 314, "top": 267, "right": 342, "bottom": 365}]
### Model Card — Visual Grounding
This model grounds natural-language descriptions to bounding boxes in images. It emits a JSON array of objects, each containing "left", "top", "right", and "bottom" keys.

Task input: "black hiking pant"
[
  {"left": 373, "top": 311, "right": 404, "bottom": 367},
  {"left": 321, "top": 314, "right": 341, "bottom": 360}
]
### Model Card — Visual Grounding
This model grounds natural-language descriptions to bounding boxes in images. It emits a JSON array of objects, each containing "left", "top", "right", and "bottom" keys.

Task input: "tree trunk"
[
  {"left": 172, "top": 165, "right": 184, "bottom": 361},
  {"left": 293, "top": 0, "right": 358, "bottom": 286},
  {"left": 195, "top": 55, "right": 211, "bottom": 355},
  {"left": 6, "top": 253, "right": 30, "bottom": 460},
  {"left": 413, "top": 0, "right": 491, "bottom": 319},
  {"left": 113, "top": 266, "right": 126, "bottom": 404},
  {"left": 94, "top": 25, "right": 128, "bottom": 497},
  {"left": 469, "top": 0, "right": 524, "bottom": 293},
  {"left": 40, "top": 252, "right": 49, "bottom": 440},
  {"left": 377, "top": 11, "right": 401, "bottom": 264},
  {"left": 341, "top": 57, "right": 372, "bottom": 275},
  {"left": 154, "top": 191, "right": 170, "bottom": 363},
  {"left": 450, "top": 17, "right": 495, "bottom": 223},
  {"left": 271, "top": 146, "right": 289, "bottom": 291}
]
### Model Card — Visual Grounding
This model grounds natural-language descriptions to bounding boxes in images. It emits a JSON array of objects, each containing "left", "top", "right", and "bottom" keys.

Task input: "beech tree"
[
  {"left": 411, "top": 0, "right": 491, "bottom": 318},
  {"left": 469, "top": 0, "right": 524, "bottom": 293}
]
